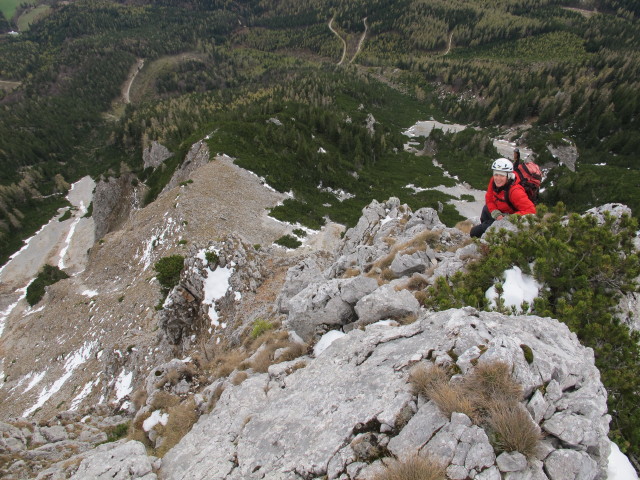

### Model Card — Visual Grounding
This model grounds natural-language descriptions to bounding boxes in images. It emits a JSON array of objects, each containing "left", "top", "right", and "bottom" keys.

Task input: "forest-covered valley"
[
  {"left": 1, "top": 0, "right": 640, "bottom": 460},
  {"left": 1, "top": 0, "right": 640, "bottom": 266}
]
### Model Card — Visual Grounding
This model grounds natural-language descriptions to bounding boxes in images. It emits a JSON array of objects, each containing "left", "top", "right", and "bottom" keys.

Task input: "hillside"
[
  {"left": 1, "top": 0, "right": 640, "bottom": 477},
  {"left": 1, "top": 0, "right": 640, "bottom": 263}
]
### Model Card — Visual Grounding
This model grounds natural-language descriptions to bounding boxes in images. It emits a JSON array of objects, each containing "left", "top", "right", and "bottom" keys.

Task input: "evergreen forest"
[{"left": 1, "top": 0, "right": 640, "bottom": 461}]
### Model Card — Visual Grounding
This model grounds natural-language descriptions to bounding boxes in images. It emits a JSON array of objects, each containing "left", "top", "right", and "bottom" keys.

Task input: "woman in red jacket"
[{"left": 470, "top": 158, "right": 536, "bottom": 238}]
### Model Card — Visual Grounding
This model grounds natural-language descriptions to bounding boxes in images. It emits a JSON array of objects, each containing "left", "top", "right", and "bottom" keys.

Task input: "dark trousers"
[{"left": 470, "top": 205, "right": 494, "bottom": 238}]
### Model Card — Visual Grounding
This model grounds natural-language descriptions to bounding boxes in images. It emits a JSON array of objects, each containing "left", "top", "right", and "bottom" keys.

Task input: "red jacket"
[{"left": 486, "top": 177, "right": 536, "bottom": 215}]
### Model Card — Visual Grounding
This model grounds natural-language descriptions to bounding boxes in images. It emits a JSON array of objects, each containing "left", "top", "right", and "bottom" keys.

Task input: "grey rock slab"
[
  {"left": 160, "top": 309, "right": 609, "bottom": 480},
  {"left": 354, "top": 284, "right": 420, "bottom": 326},
  {"left": 276, "top": 254, "right": 329, "bottom": 313},
  {"left": 497, "top": 451, "right": 528, "bottom": 472},
  {"left": 543, "top": 411, "right": 598, "bottom": 448},
  {"left": 387, "top": 401, "right": 447, "bottom": 457},
  {"left": 389, "top": 251, "right": 431, "bottom": 277},
  {"left": 544, "top": 449, "right": 597, "bottom": 480},
  {"left": 475, "top": 466, "right": 502, "bottom": 480},
  {"left": 69, "top": 440, "right": 156, "bottom": 480},
  {"left": 40, "top": 425, "right": 68, "bottom": 443},
  {"left": 464, "top": 440, "right": 495, "bottom": 472},
  {"left": 447, "top": 464, "right": 470, "bottom": 480}
]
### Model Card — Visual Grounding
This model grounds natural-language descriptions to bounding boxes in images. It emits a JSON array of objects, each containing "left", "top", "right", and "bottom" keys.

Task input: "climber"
[{"left": 470, "top": 158, "right": 536, "bottom": 238}]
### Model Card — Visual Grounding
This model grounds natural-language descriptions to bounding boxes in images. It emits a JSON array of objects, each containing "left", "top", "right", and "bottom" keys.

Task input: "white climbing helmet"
[{"left": 491, "top": 158, "right": 513, "bottom": 173}]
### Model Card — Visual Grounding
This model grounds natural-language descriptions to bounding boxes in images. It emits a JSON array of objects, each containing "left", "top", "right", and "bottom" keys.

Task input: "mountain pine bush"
[
  {"left": 424, "top": 204, "right": 640, "bottom": 456},
  {"left": 26, "top": 264, "right": 69, "bottom": 306}
]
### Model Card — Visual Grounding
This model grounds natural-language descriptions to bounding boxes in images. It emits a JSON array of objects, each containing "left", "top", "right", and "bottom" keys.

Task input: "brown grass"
[
  {"left": 398, "top": 274, "right": 430, "bottom": 292},
  {"left": 429, "top": 383, "right": 478, "bottom": 420},
  {"left": 342, "top": 267, "right": 361, "bottom": 278},
  {"left": 488, "top": 403, "right": 542, "bottom": 458},
  {"left": 231, "top": 371, "right": 249, "bottom": 385},
  {"left": 396, "top": 313, "right": 418, "bottom": 325},
  {"left": 155, "top": 398, "right": 199, "bottom": 457},
  {"left": 408, "top": 363, "right": 450, "bottom": 398},
  {"left": 461, "top": 361, "right": 523, "bottom": 409},
  {"left": 211, "top": 349, "right": 249, "bottom": 378},
  {"left": 381, "top": 267, "right": 398, "bottom": 281},
  {"left": 205, "top": 384, "right": 225, "bottom": 413},
  {"left": 131, "top": 388, "right": 148, "bottom": 410},
  {"left": 277, "top": 342, "right": 308, "bottom": 362},
  {"left": 455, "top": 220, "right": 474, "bottom": 235},
  {"left": 373, "top": 455, "right": 446, "bottom": 480},
  {"left": 150, "top": 391, "right": 180, "bottom": 411}
]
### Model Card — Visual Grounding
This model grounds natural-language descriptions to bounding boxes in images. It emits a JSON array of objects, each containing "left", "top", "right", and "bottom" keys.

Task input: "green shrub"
[
  {"left": 205, "top": 250, "right": 219, "bottom": 266},
  {"left": 275, "top": 234, "right": 302, "bottom": 249},
  {"left": 105, "top": 422, "right": 130, "bottom": 443},
  {"left": 83, "top": 201, "right": 93, "bottom": 218},
  {"left": 292, "top": 228, "right": 307, "bottom": 237},
  {"left": 153, "top": 255, "right": 185, "bottom": 293},
  {"left": 26, "top": 265, "right": 69, "bottom": 306},
  {"left": 58, "top": 209, "right": 72, "bottom": 222},
  {"left": 424, "top": 204, "right": 640, "bottom": 457},
  {"left": 251, "top": 318, "right": 274, "bottom": 339}
]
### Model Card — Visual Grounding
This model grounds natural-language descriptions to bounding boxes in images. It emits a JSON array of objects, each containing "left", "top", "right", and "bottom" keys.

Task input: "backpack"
[{"left": 513, "top": 160, "right": 542, "bottom": 204}]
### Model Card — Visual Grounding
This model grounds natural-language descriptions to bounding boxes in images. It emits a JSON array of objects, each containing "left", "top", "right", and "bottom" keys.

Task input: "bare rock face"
[
  {"left": 93, "top": 173, "right": 145, "bottom": 240},
  {"left": 143, "top": 141, "right": 172, "bottom": 170},
  {"left": 158, "top": 234, "right": 268, "bottom": 347},
  {"left": 547, "top": 142, "right": 578, "bottom": 172},
  {"left": 160, "top": 309, "right": 610, "bottom": 480},
  {"left": 163, "top": 140, "right": 210, "bottom": 192}
]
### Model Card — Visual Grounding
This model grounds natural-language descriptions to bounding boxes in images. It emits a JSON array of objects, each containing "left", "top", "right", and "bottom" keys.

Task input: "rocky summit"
[{"left": 0, "top": 173, "right": 629, "bottom": 479}]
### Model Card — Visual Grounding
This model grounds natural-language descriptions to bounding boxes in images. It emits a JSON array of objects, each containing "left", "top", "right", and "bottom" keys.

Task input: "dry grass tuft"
[
  {"left": 429, "top": 383, "right": 478, "bottom": 420},
  {"left": 155, "top": 398, "right": 199, "bottom": 457},
  {"left": 250, "top": 348, "right": 273, "bottom": 373},
  {"left": 461, "top": 361, "right": 523, "bottom": 409},
  {"left": 342, "top": 267, "right": 361, "bottom": 278},
  {"left": 131, "top": 388, "right": 148, "bottom": 410},
  {"left": 373, "top": 455, "right": 446, "bottom": 480},
  {"left": 408, "top": 363, "right": 450, "bottom": 398},
  {"left": 277, "top": 342, "right": 308, "bottom": 362},
  {"left": 455, "top": 220, "right": 474, "bottom": 234},
  {"left": 488, "top": 403, "right": 542, "bottom": 458},
  {"left": 231, "top": 371, "right": 249, "bottom": 385},
  {"left": 150, "top": 391, "right": 180, "bottom": 410},
  {"left": 381, "top": 267, "right": 398, "bottom": 281},
  {"left": 210, "top": 349, "right": 249, "bottom": 379},
  {"left": 396, "top": 313, "right": 418, "bottom": 325}
]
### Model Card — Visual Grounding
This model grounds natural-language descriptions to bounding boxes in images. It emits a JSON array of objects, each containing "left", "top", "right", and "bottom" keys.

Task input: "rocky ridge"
[{"left": 1, "top": 197, "right": 622, "bottom": 480}]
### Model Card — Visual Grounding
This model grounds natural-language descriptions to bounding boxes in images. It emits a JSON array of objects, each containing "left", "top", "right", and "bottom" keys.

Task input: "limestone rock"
[
  {"left": 544, "top": 449, "right": 598, "bottom": 480},
  {"left": 354, "top": 284, "right": 420, "bottom": 327},
  {"left": 69, "top": 440, "right": 156, "bottom": 480},
  {"left": 143, "top": 141, "right": 172, "bottom": 170}
]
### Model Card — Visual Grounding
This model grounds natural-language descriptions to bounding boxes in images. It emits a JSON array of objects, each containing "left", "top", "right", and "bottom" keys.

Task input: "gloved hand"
[{"left": 491, "top": 210, "right": 502, "bottom": 220}]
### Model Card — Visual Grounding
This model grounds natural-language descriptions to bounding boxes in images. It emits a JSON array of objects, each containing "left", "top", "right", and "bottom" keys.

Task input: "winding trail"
[
  {"left": 328, "top": 17, "right": 347, "bottom": 65},
  {"left": 123, "top": 58, "right": 144, "bottom": 104},
  {"left": 443, "top": 31, "right": 453, "bottom": 55},
  {"left": 350, "top": 17, "right": 368, "bottom": 64}
]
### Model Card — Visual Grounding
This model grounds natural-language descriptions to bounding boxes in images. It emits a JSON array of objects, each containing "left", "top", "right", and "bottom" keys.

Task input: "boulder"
[
  {"left": 285, "top": 276, "right": 378, "bottom": 342},
  {"left": 354, "top": 284, "right": 421, "bottom": 326}
]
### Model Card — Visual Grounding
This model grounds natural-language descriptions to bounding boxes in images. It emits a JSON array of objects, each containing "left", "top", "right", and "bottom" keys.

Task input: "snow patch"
[
  {"left": 485, "top": 266, "right": 541, "bottom": 313},
  {"left": 143, "top": 410, "right": 169, "bottom": 432},
  {"left": 70, "top": 379, "right": 99, "bottom": 410},
  {"left": 314, "top": 330, "right": 346, "bottom": 357},
  {"left": 114, "top": 370, "right": 133, "bottom": 401},
  {"left": 608, "top": 441, "right": 639, "bottom": 480},
  {"left": 203, "top": 265, "right": 233, "bottom": 326},
  {"left": 23, "top": 341, "right": 97, "bottom": 416}
]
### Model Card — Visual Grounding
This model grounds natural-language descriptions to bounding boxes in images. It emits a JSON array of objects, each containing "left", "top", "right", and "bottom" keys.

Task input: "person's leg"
[
  {"left": 479, "top": 205, "right": 492, "bottom": 223},
  {"left": 471, "top": 206, "right": 494, "bottom": 238}
]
